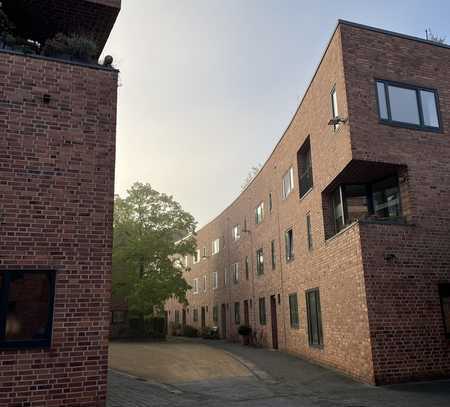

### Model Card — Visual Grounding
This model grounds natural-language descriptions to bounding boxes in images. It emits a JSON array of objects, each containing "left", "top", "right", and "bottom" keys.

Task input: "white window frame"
[
  {"left": 255, "top": 202, "right": 264, "bottom": 225},
  {"left": 212, "top": 238, "right": 220, "bottom": 255},
  {"left": 232, "top": 224, "right": 241, "bottom": 241},
  {"left": 282, "top": 167, "right": 294, "bottom": 199},
  {"left": 212, "top": 271, "right": 218, "bottom": 289},
  {"left": 193, "top": 278, "right": 199, "bottom": 294},
  {"left": 232, "top": 263, "right": 239, "bottom": 284},
  {"left": 193, "top": 249, "right": 200, "bottom": 264}
]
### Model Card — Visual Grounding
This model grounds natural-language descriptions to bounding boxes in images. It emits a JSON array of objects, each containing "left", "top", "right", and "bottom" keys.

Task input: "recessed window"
[
  {"left": 255, "top": 202, "right": 264, "bottom": 225},
  {"left": 439, "top": 284, "right": 450, "bottom": 338},
  {"left": 212, "top": 272, "right": 218, "bottom": 289},
  {"left": 193, "top": 278, "right": 199, "bottom": 294},
  {"left": 285, "top": 228, "right": 294, "bottom": 262},
  {"left": 376, "top": 80, "right": 440, "bottom": 130},
  {"left": 245, "top": 256, "right": 249, "bottom": 280},
  {"left": 193, "top": 250, "right": 200, "bottom": 264},
  {"left": 0, "top": 270, "right": 56, "bottom": 349},
  {"left": 271, "top": 240, "right": 276, "bottom": 270},
  {"left": 234, "top": 302, "right": 240, "bottom": 325},
  {"left": 202, "top": 247, "right": 207, "bottom": 258},
  {"left": 269, "top": 193, "right": 273, "bottom": 213},
  {"left": 288, "top": 293, "right": 299, "bottom": 329},
  {"left": 193, "top": 309, "right": 198, "bottom": 322},
  {"left": 331, "top": 86, "right": 340, "bottom": 131},
  {"left": 232, "top": 263, "right": 239, "bottom": 284},
  {"left": 224, "top": 267, "right": 229, "bottom": 287},
  {"left": 203, "top": 275, "right": 207, "bottom": 292},
  {"left": 306, "top": 288, "right": 323, "bottom": 347},
  {"left": 213, "top": 305, "right": 219, "bottom": 322},
  {"left": 212, "top": 238, "right": 220, "bottom": 255},
  {"left": 259, "top": 297, "right": 267, "bottom": 325},
  {"left": 331, "top": 176, "right": 401, "bottom": 234},
  {"left": 175, "top": 310, "right": 180, "bottom": 325},
  {"left": 298, "top": 137, "right": 313, "bottom": 198},
  {"left": 306, "top": 213, "right": 313, "bottom": 251},
  {"left": 232, "top": 225, "right": 241, "bottom": 241},
  {"left": 256, "top": 248, "right": 264, "bottom": 275},
  {"left": 282, "top": 167, "right": 294, "bottom": 199}
]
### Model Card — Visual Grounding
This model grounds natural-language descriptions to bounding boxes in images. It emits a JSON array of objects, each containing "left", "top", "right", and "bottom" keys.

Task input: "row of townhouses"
[{"left": 166, "top": 20, "right": 450, "bottom": 385}]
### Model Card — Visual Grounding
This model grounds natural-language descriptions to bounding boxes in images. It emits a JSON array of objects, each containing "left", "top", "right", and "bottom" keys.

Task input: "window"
[
  {"left": 439, "top": 284, "right": 450, "bottom": 338},
  {"left": 269, "top": 193, "right": 273, "bottom": 213},
  {"left": 259, "top": 297, "right": 266, "bottom": 325},
  {"left": 255, "top": 202, "right": 264, "bottom": 224},
  {"left": 0, "top": 270, "right": 56, "bottom": 349},
  {"left": 331, "top": 176, "right": 401, "bottom": 234},
  {"left": 306, "top": 213, "right": 313, "bottom": 251},
  {"left": 282, "top": 167, "right": 294, "bottom": 199},
  {"left": 232, "top": 263, "right": 239, "bottom": 284},
  {"left": 213, "top": 305, "right": 219, "bottom": 323},
  {"left": 306, "top": 288, "right": 323, "bottom": 347},
  {"left": 212, "top": 271, "right": 218, "bottom": 289},
  {"left": 193, "top": 250, "right": 200, "bottom": 264},
  {"left": 376, "top": 80, "right": 440, "bottom": 130},
  {"left": 256, "top": 248, "right": 264, "bottom": 275},
  {"left": 243, "top": 218, "right": 247, "bottom": 232},
  {"left": 202, "top": 247, "right": 207, "bottom": 258},
  {"left": 203, "top": 275, "right": 207, "bottom": 292},
  {"left": 288, "top": 293, "right": 299, "bottom": 329},
  {"left": 271, "top": 240, "right": 276, "bottom": 270},
  {"left": 298, "top": 137, "right": 313, "bottom": 198},
  {"left": 224, "top": 267, "right": 229, "bottom": 287},
  {"left": 193, "top": 278, "right": 199, "bottom": 294},
  {"left": 234, "top": 302, "right": 240, "bottom": 324},
  {"left": 285, "top": 228, "right": 294, "bottom": 262},
  {"left": 193, "top": 308, "right": 198, "bottom": 322},
  {"left": 175, "top": 310, "right": 180, "bottom": 325},
  {"left": 232, "top": 225, "right": 241, "bottom": 241},
  {"left": 212, "top": 238, "right": 220, "bottom": 255},
  {"left": 331, "top": 86, "right": 339, "bottom": 130},
  {"left": 245, "top": 256, "right": 249, "bottom": 280}
]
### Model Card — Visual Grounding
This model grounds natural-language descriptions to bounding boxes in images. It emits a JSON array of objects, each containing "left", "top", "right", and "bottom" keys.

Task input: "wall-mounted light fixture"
[{"left": 328, "top": 116, "right": 348, "bottom": 127}]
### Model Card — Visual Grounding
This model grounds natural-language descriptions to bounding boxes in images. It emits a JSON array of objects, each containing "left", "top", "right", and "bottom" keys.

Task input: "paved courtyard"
[{"left": 108, "top": 338, "right": 450, "bottom": 407}]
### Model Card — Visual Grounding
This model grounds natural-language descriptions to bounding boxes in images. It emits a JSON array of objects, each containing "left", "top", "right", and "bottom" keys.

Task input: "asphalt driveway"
[{"left": 108, "top": 338, "right": 450, "bottom": 407}]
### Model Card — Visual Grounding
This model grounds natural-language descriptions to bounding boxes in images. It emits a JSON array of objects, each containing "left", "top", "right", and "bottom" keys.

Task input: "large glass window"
[
  {"left": 306, "top": 288, "right": 323, "bottom": 347},
  {"left": 439, "top": 284, "right": 450, "bottom": 338},
  {"left": 298, "top": 138, "right": 313, "bottom": 198},
  {"left": 0, "top": 270, "right": 56, "bottom": 348},
  {"left": 288, "top": 293, "right": 299, "bottom": 329},
  {"left": 331, "top": 176, "right": 401, "bottom": 234},
  {"left": 376, "top": 80, "right": 440, "bottom": 130}
]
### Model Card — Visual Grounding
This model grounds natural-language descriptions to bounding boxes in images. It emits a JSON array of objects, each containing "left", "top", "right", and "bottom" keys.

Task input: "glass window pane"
[
  {"left": 388, "top": 85, "right": 420, "bottom": 125},
  {"left": 377, "top": 82, "right": 388, "bottom": 120},
  {"left": 6, "top": 272, "right": 51, "bottom": 341},
  {"left": 332, "top": 89, "right": 338, "bottom": 117},
  {"left": 420, "top": 90, "right": 439, "bottom": 128},
  {"left": 372, "top": 177, "right": 401, "bottom": 218},
  {"left": 344, "top": 184, "right": 369, "bottom": 223},
  {"left": 308, "top": 292, "right": 319, "bottom": 344},
  {"left": 332, "top": 187, "right": 345, "bottom": 232}
]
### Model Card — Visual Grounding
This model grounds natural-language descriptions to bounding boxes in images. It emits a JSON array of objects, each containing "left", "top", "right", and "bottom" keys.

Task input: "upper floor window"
[
  {"left": 269, "top": 193, "right": 273, "bottom": 213},
  {"left": 298, "top": 137, "right": 313, "bottom": 198},
  {"left": 224, "top": 267, "right": 229, "bottom": 287},
  {"left": 439, "top": 284, "right": 450, "bottom": 338},
  {"left": 376, "top": 80, "right": 440, "bottom": 130},
  {"left": 255, "top": 202, "right": 264, "bottom": 225},
  {"left": 202, "top": 247, "right": 207, "bottom": 258},
  {"left": 212, "top": 272, "right": 218, "bottom": 289},
  {"left": 232, "top": 225, "right": 241, "bottom": 241},
  {"left": 193, "top": 250, "right": 200, "bottom": 264},
  {"left": 256, "top": 248, "right": 264, "bottom": 275},
  {"left": 331, "top": 86, "right": 340, "bottom": 131},
  {"left": 212, "top": 238, "right": 220, "bottom": 255},
  {"left": 245, "top": 256, "right": 250, "bottom": 280},
  {"left": 232, "top": 263, "right": 239, "bottom": 284},
  {"left": 285, "top": 228, "right": 294, "bottom": 262},
  {"left": 203, "top": 275, "right": 207, "bottom": 292},
  {"left": 331, "top": 176, "right": 401, "bottom": 234},
  {"left": 0, "top": 270, "right": 56, "bottom": 349},
  {"left": 282, "top": 167, "right": 294, "bottom": 199},
  {"left": 193, "top": 278, "right": 199, "bottom": 294},
  {"left": 306, "top": 213, "right": 313, "bottom": 251},
  {"left": 271, "top": 240, "right": 276, "bottom": 270}
]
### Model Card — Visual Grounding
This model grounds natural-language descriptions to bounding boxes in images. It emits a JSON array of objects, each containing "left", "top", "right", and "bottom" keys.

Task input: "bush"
[
  {"left": 42, "top": 33, "right": 97, "bottom": 63},
  {"left": 0, "top": 10, "right": 15, "bottom": 34},
  {"left": 238, "top": 325, "right": 252, "bottom": 336},
  {"left": 182, "top": 325, "right": 198, "bottom": 337}
]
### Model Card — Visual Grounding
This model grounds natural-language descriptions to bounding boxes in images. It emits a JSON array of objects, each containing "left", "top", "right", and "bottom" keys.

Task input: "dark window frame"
[
  {"left": 259, "top": 297, "right": 267, "bottom": 325},
  {"left": 285, "top": 228, "right": 294, "bottom": 262},
  {"left": 213, "top": 305, "right": 219, "bottom": 322},
  {"left": 256, "top": 248, "right": 264, "bottom": 275},
  {"left": 271, "top": 240, "right": 276, "bottom": 270},
  {"left": 288, "top": 293, "right": 300, "bottom": 329},
  {"left": 234, "top": 302, "right": 240, "bottom": 325},
  {"left": 306, "top": 213, "right": 313, "bottom": 251},
  {"left": 245, "top": 256, "right": 249, "bottom": 280},
  {"left": 306, "top": 288, "right": 324, "bottom": 348},
  {"left": 298, "top": 137, "right": 313, "bottom": 198},
  {"left": 439, "top": 284, "right": 450, "bottom": 339},
  {"left": 375, "top": 79, "right": 442, "bottom": 132},
  {"left": 0, "top": 270, "right": 56, "bottom": 349}
]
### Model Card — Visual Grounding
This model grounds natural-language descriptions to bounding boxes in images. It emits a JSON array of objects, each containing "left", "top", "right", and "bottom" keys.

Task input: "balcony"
[{"left": 1, "top": 0, "right": 120, "bottom": 59}]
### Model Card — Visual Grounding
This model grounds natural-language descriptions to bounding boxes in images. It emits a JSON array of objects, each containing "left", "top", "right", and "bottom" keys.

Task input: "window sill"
[{"left": 378, "top": 119, "right": 442, "bottom": 133}]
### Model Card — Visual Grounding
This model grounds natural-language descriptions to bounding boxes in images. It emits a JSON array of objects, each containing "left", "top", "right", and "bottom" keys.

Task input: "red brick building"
[
  {"left": 0, "top": 1, "right": 120, "bottom": 405},
  {"left": 166, "top": 20, "right": 450, "bottom": 385}
]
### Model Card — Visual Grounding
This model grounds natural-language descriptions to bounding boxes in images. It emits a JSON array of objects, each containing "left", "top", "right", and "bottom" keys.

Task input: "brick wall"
[{"left": 0, "top": 51, "right": 118, "bottom": 406}]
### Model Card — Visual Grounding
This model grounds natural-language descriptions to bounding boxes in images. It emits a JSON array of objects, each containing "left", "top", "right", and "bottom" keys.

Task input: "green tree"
[{"left": 113, "top": 182, "right": 196, "bottom": 318}]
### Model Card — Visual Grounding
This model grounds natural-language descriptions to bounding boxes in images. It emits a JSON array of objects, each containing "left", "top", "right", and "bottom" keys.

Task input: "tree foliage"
[
  {"left": 241, "top": 163, "right": 262, "bottom": 190},
  {"left": 113, "top": 182, "right": 197, "bottom": 317}
]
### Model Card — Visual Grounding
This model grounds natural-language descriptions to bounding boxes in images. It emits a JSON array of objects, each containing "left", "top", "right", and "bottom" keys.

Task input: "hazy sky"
[{"left": 104, "top": 0, "right": 449, "bottom": 228}]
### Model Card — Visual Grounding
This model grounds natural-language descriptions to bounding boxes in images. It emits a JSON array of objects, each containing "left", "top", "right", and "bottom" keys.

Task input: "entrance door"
[
  {"left": 201, "top": 306, "right": 206, "bottom": 329},
  {"left": 221, "top": 304, "right": 227, "bottom": 338},
  {"left": 244, "top": 300, "right": 249, "bottom": 326},
  {"left": 270, "top": 295, "right": 278, "bottom": 349},
  {"left": 182, "top": 309, "right": 186, "bottom": 328}
]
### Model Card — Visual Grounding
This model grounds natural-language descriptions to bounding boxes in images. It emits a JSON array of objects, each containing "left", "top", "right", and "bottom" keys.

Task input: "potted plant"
[
  {"left": 42, "top": 33, "right": 97, "bottom": 63},
  {"left": 238, "top": 325, "right": 252, "bottom": 345}
]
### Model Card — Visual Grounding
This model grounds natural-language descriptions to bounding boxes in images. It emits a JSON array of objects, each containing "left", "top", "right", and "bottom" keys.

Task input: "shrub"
[
  {"left": 42, "top": 33, "right": 97, "bottom": 63},
  {"left": 238, "top": 325, "right": 252, "bottom": 336},
  {"left": 0, "top": 9, "right": 15, "bottom": 35},
  {"left": 182, "top": 325, "right": 198, "bottom": 337}
]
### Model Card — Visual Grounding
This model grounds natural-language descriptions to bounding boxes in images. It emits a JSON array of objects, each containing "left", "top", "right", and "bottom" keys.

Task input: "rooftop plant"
[{"left": 42, "top": 33, "right": 98, "bottom": 63}]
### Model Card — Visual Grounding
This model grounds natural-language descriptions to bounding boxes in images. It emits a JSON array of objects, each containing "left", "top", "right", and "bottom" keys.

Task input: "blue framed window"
[
  {"left": 376, "top": 80, "right": 441, "bottom": 131},
  {"left": 0, "top": 270, "right": 56, "bottom": 349}
]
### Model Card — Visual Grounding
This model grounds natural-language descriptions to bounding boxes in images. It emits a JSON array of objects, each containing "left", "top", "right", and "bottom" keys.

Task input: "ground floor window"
[
  {"left": 213, "top": 305, "right": 219, "bottom": 323},
  {"left": 193, "top": 309, "right": 198, "bottom": 322},
  {"left": 0, "top": 270, "right": 56, "bottom": 349},
  {"left": 306, "top": 288, "right": 323, "bottom": 347},
  {"left": 259, "top": 297, "right": 266, "bottom": 325},
  {"left": 439, "top": 284, "right": 450, "bottom": 338},
  {"left": 288, "top": 293, "right": 299, "bottom": 329},
  {"left": 234, "top": 302, "right": 240, "bottom": 324}
]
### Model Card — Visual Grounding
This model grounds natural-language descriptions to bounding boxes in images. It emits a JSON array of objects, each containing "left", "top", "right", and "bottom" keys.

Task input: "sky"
[{"left": 104, "top": 0, "right": 449, "bottom": 228}]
